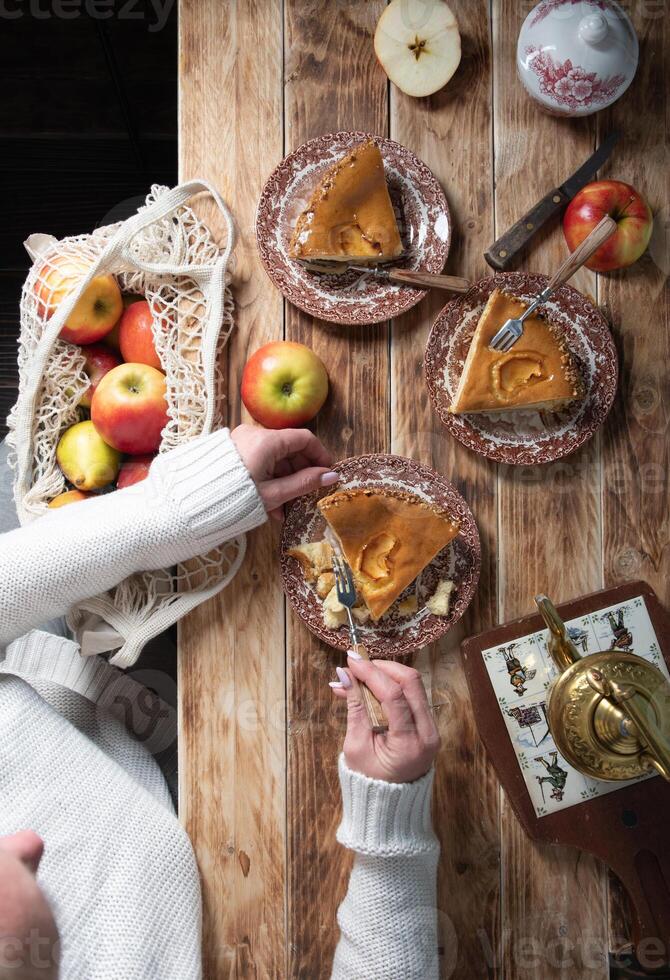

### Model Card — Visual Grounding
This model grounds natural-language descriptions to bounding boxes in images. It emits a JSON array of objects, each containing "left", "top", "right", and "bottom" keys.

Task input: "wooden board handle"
[
  {"left": 354, "top": 645, "right": 388, "bottom": 733},
  {"left": 484, "top": 187, "right": 570, "bottom": 271},
  {"left": 388, "top": 269, "right": 471, "bottom": 293},
  {"left": 546, "top": 214, "right": 617, "bottom": 291}
]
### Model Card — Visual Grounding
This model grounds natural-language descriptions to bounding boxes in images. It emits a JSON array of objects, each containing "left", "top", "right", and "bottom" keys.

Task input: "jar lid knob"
[{"left": 579, "top": 12, "right": 609, "bottom": 45}]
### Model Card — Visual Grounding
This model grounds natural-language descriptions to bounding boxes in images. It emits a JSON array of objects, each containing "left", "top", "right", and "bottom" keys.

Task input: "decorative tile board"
[{"left": 481, "top": 596, "right": 668, "bottom": 817}]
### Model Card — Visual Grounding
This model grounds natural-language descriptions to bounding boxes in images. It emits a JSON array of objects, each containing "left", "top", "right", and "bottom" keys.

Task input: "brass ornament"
[{"left": 535, "top": 595, "right": 670, "bottom": 782}]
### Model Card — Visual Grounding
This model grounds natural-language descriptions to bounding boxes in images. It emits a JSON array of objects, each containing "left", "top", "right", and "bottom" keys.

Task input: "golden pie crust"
[
  {"left": 289, "top": 140, "right": 403, "bottom": 264},
  {"left": 449, "top": 289, "right": 584, "bottom": 414},
  {"left": 317, "top": 487, "right": 459, "bottom": 621}
]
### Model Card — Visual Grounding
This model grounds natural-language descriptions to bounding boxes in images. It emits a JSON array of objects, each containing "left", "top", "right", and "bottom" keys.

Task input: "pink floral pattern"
[
  {"left": 525, "top": 45, "right": 625, "bottom": 109},
  {"left": 530, "top": 0, "right": 608, "bottom": 28}
]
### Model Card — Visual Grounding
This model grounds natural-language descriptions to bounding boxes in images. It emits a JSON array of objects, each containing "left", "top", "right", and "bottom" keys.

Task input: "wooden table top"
[{"left": 177, "top": 2, "right": 668, "bottom": 977}]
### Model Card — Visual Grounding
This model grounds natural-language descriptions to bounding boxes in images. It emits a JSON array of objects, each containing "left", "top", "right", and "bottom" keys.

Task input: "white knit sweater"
[{"left": 0, "top": 429, "right": 439, "bottom": 979}]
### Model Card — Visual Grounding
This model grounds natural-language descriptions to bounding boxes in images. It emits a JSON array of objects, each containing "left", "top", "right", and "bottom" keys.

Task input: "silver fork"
[
  {"left": 331, "top": 553, "right": 388, "bottom": 733},
  {"left": 488, "top": 215, "right": 617, "bottom": 353}
]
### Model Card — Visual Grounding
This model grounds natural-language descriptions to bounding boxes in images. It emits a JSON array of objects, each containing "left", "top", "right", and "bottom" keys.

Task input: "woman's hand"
[
  {"left": 330, "top": 653, "right": 441, "bottom": 783},
  {"left": 231, "top": 423, "right": 339, "bottom": 519}
]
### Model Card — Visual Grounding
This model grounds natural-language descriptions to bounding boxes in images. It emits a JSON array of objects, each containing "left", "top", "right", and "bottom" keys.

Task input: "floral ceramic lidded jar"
[{"left": 517, "top": 0, "right": 638, "bottom": 116}]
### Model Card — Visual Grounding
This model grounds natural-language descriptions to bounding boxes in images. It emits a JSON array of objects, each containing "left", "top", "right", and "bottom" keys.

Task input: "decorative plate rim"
[
  {"left": 255, "top": 130, "right": 451, "bottom": 326},
  {"left": 423, "top": 272, "right": 619, "bottom": 466},
  {"left": 280, "top": 452, "right": 481, "bottom": 658}
]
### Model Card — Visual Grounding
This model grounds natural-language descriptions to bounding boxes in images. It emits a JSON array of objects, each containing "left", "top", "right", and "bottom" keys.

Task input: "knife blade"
[{"left": 484, "top": 130, "right": 620, "bottom": 272}]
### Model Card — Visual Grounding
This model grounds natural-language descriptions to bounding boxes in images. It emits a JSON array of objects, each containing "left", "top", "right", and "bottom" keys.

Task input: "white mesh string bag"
[{"left": 6, "top": 180, "right": 245, "bottom": 668}]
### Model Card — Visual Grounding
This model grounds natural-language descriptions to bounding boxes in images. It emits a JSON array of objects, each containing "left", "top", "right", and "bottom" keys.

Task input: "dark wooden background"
[{"left": 0, "top": 0, "right": 178, "bottom": 437}]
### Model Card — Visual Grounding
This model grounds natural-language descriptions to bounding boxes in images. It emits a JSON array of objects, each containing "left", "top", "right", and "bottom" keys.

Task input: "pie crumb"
[
  {"left": 322, "top": 586, "right": 369, "bottom": 629},
  {"left": 316, "top": 571, "right": 335, "bottom": 599},
  {"left": 286, "top": 540, "right": 333, "bottom": 582},
  {"left": 352, "top": 606, "right": 370, "bottom": 625},
  {"left": 322, "top": 586, "right": 347, "bottom": 628},
  {"left": 426, "top": 579, "right": 455, "bottom": 617},
  {"left": 397, "top": 594, "right": 419, "bottom": 617}
]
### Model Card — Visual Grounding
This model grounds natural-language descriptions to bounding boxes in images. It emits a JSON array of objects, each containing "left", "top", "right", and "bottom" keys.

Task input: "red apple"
[
  {"left": 91, "top": 363, "right": 168, "bottom": 455},
  {"left": 118, "top": 300, "right": 162, "bottom": 370},
  {"left": 104, "top": 295, "right": 142, "bottom": 352},
  {"left": 563, "top": 180, "right": 653, "bottom": 272},
  {"left": 241, "top": 342, "right": 329, "bottom": 429},
  {"left": 36, "top": 255, "right": 123, "bottom": 344},
  {"left": 116, "top": 454, "right": 155, "bottom": 489},
  {"left": 79, "top": 344, "right": 122, "bottom": 409}
]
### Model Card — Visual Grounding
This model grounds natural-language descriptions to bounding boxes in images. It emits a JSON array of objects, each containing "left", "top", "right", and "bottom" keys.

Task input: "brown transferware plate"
[
  {"left": 280, "top": 453, "right": 480, "bottom": 658},
  {"left": 424, "top": 272, "right": 618, "bottom": 465},
  {"left": 256, "top": 131, "right": 451, "bottom": 325}
]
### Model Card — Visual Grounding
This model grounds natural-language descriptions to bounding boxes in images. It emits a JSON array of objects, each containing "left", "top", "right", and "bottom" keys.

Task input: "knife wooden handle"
[
  {"left": 354, "top": 645, "right": 388, "bottom": 733},
  {"left": 388, "top": 269, "right": 471, "bottom": 293},
  {"left": 484, "top": 186, "right": 571, "bottom": 271}
]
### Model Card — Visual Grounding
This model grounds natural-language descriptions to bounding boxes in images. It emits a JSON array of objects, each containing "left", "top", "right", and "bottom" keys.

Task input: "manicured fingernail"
[
  {"left": 336, "top": 666, "right": 352, "bottom": 688},
  {"left": 329, "top": 681, "right": 344, "bottom": 689},
  {"left": 347, "top": 649, "right": 363, "bottom": 661},
  {"left": 319, "top": 471, "right": 340, "bottom": 487}
]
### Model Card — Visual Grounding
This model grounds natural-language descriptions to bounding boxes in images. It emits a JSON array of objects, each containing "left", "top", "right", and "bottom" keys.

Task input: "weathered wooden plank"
[
  {"left": 178, "top": 2, "right": 287, "bottom": 977},
  {"left": 598, "top": 3, "right": 669, "bottom": 960},
  {"left": 493, "top": 1, "right": 609, "bottom": 976},
  {"left": 389, "top": 2, "right": 501, "bottom": 976},
  {"left": 283, "top": 2, "right": 389, "bottom": 975}
]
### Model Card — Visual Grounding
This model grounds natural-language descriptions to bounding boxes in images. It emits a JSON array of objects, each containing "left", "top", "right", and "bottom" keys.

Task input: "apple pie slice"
[
  {"left": 449, "top": 289, "right": 584, "bottom": 414},
  {"left": 317, "top": 487, "right": 459, "bottom": 621},
  {"left": 289, "top": 140, "right": 403, "bottom": 265}
]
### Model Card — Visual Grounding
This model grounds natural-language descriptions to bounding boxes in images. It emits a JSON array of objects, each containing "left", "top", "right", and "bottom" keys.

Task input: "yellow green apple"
[{"left": 56, "top": 421, "right": 121, "bottom": 491}]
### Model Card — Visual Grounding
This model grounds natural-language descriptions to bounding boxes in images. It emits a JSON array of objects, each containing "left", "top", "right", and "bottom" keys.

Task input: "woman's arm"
[
  {"left": 330, "top": 657, "right": 442, "bottom": 980},
  {"left": 0, "top": 425, "right": 336, "bottom": 647}
]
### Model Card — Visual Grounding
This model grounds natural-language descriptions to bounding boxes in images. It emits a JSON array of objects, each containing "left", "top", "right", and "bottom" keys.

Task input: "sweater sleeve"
[
  {"left": 331, "top": 755, "right": 440, "bottom": 980},
  {"left": 0, "top": 428, "right": 267, "bottom": 647}
]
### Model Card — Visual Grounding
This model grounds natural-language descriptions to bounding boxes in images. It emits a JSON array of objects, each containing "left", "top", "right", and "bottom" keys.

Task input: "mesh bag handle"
[{"left": 118, "top": 179, "right": 234, "bottom": 276}]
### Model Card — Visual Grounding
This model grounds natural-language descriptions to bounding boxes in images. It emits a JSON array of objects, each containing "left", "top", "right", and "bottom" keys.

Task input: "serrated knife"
[{"left": 484, "top": 130, "right": 620, "bottom": 271}]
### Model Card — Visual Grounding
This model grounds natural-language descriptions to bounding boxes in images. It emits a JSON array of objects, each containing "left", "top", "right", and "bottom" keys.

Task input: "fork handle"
[
  {"left": 546, "top": 215, "right": 617, "bottom": 292},
  {"left": 388, "top": 269, "right": 471, "bottom": 293},
  {"left": 353, "top": 644, "right": 389, "bottom": 733}
]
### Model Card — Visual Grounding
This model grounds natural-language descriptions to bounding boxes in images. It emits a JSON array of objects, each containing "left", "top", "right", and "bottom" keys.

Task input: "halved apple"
[{"left": 374, "top": 0, "right": 461, "bottom": 98}]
